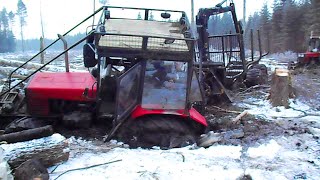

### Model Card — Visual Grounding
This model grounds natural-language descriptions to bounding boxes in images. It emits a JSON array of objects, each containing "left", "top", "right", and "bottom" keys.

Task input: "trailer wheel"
[
  {"left": 245, "top": 64, "right": 268, "bottom": 87},
  {"left": 116, "top": 115, "right": 198, "bottom": 148}
]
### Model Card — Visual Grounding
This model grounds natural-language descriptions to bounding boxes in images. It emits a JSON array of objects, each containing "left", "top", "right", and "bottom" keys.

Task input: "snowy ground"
[{"left": 0, "top": 51, "right": 320, "bottom": 179}]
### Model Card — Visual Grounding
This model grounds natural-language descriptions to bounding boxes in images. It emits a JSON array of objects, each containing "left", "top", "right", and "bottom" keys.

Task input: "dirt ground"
[{"left": 203, "top": 63, "right": 320, "bottom": 148}]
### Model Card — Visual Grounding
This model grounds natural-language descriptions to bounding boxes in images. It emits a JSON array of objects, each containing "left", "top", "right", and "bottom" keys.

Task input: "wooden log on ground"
[
  {"left": 0, "top": 125, "right": 54, "bottom": 144},
  {"left": 0, "top": 134, "right": 69, "bottom": 170},
  {"left": 231, "top": 110, "right": 248, "bottom": 124},
  {"left": 269, "top": 69, "right": 294, "bottom": 108}
]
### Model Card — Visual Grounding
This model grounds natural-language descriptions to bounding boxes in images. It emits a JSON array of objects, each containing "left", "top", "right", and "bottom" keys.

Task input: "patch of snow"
[
  {"left": 268, "top": 51, "right": 297, "bottom": 63},
  {"left": 49, "top": 138, "right": 245, "bottom": 180},
  {"left": 0, "top": 148, "right": 13, "bottom": 180},
  {"left": 236, "top": 98, "right": 314, "bottom": 120},
  {"left": 260, "top": 58, "right": 288, "bottom": 73},
  {"left": 247, "top": 140, "right": 281, "bottom": 159}
]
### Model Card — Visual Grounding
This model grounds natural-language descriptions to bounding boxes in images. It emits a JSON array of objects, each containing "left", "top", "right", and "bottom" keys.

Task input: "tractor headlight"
[{"left": 298, "top": 53, "right": 304, "bottom": 58}]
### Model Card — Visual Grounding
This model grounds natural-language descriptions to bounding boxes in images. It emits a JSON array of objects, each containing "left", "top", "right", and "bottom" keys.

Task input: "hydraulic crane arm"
[{"left": 196, "top": 2, "right": 242, "bottom": 34}]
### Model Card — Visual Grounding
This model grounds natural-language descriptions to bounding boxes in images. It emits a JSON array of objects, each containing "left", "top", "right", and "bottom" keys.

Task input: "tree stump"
[{"left": 269, "top": 69, "right": 294, "bottom": 108}]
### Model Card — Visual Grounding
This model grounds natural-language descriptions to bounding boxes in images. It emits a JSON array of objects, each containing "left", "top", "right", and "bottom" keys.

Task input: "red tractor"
[
  {"left": 0, "top": 7, "right": 207, "bottom": 148},
  {"left": 0, "top": 2, "right": 265, "bottom": 148},
  {"left": 297, "top": 32, "right": 320, "bottom": 65}
]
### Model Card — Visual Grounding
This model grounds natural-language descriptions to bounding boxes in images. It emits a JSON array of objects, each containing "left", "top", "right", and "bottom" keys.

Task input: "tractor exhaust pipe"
[{"left": 58, "top": 34, "right": 70, "bottom": 72}]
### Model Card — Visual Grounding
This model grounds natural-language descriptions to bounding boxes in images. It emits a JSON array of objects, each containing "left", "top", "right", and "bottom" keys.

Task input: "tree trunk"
[
  {"left": 269, "top": 69, "right": 294, "bottom": 108},
  {"left": 0, "top": 125, "right": 54, "bottom": 144},
  {"left": 40, "top": 37, "right": 45, "bottom": 64}
]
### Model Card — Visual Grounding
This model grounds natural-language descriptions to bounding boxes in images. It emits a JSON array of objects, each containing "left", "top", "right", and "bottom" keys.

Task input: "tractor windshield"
[
  {"left": 309, "top": 38, "right": 320, "bottom": 52},
  {"left": 142, "top": 60, "right": 188, "bottom": 110}
]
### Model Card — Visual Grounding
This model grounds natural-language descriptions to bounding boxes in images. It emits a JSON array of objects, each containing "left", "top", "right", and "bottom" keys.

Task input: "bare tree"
[
  {"left": 17, "top": 0, "right": 27, "bottom": 52},
  {"left": 40, "top": 0, "right": 45, "bottom": 63}
]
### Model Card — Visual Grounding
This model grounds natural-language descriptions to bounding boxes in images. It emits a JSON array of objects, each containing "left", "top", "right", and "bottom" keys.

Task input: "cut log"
[
  {"left": 269, "top": 69, "right": 294, "bottom": 108},
  {"left": 0, "top": 134, "right": 69, "bottom": 170},
  {"left": 231, "top": 110, "right": 248, "bottom": 124},
  {"left": 14, "top": 159, "right": 49, "bottom": 180},
  {"left": 0, "top": 125, "right": 54, "bottom": 144}
]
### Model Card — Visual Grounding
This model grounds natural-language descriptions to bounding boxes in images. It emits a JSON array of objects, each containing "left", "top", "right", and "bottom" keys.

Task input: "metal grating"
[
  {"left": 99, "top": 35, "right": 143, "bottom": 49},
  {"left": 207, "top": 34, "right": 242, "bottom": 67},
  {"left": 147, "top": 38, "right": 189, "bottom": 52},
  {"left": 99, "top": 34, "right": 190, "bottom": 52}
]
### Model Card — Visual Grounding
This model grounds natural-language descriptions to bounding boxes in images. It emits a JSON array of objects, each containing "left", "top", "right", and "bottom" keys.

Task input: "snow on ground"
[
  {"left": 43, "top": 132, "right": 320, "bottom": 180},
  {"left": 236, "top": 97, "right": 319, "bottom": 120},
  {"left": 49, "top": 139, "right": 244, "bottom": 180}
]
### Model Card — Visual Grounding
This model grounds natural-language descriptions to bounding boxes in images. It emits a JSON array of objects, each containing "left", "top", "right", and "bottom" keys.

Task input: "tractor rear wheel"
[{"left": 116, "top": 115, "right": 199, "bottom": 149}]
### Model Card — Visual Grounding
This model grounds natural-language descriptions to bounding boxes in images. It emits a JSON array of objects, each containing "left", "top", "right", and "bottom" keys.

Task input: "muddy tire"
[
  {"left": 245, "top": 64, "right": 268, "bottom": 87},
  {"left": 116, "top": 115, "right": 199, "bottom": 148},
  {"left": 253, "top": 64, "right": 268, "bottom": 75}
]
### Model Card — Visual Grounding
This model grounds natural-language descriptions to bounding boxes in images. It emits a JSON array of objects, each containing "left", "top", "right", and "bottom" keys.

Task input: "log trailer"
[{"left": 0, "top": 2, "right": 266, "bottom": 148}]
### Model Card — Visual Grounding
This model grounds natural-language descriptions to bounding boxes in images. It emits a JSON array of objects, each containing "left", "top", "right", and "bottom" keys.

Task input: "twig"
[
  {"left": 207, "top": 106, "right": 242, "bottom": 114},
  {"left": 176, "top": 152, "right": 185, "bottom": 162},
  {"left": 53, "top": 159, "right": 122, "bottom": 180},
  {"left": 50, "top": 164, "right": 60, "bottom": 174},
  {"left": 235, "top": 85, "right": 270, "bottom": 97}
]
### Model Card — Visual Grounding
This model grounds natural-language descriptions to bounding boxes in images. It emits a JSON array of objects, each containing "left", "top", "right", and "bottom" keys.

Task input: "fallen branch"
[
  {"left": 207, "top": 106, "right": 242, "bottom": 114},
  {"left": 236, "top": 85, "right": 270, "bottom": 97},
  {"left": 52, "top": 159, "right": 122, "bottom": 180},
  {"left": 232, "top": 111, "right": 249, "bottom": 124}
]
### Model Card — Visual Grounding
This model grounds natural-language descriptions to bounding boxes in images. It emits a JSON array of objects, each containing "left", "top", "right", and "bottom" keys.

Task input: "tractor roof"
[{"left": 98, "top": 19, "right": 190, "bottom": 52}]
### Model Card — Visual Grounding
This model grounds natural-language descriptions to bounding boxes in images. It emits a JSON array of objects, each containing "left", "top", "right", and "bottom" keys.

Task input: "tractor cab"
[{"left": 85, "top": 6, "right": 207, "bottom": 147}]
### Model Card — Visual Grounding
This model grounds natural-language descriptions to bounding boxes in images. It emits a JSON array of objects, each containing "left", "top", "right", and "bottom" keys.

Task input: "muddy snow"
[{"left": 0, "top": 51, "right": 320, "bottom": 179}]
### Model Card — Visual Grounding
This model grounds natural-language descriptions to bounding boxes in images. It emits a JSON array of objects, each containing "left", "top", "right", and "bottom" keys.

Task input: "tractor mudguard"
[{"left": 131, "top": 105, "right": 208, "bottom": 127}]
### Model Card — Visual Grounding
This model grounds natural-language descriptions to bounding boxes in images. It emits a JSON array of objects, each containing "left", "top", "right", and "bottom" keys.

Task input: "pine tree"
[
  {"left": 17, "top": 0, "right": 27, "bottom": 52},
  {"left": 280, "top": 0, "right": 297, "bottom": 51},
  {"left": 0, "top": 8, "right": 15, "bottom": 52},
  {"left": 0, "top": 8, "right": 9, "bottom": 33},
  {"left": 270, "top": 0, "right": 285, "bottom": 53},
  {"left": 244, "top": 12, "right": 260, "bottom": 50},
  {"left": 259, "top": 3, "right": 271, "bottom": 53},
  {"left": 8, "top": 11, "right": 15, "bottom": 30},
  {"left": 308, "top": 0, "right": 320, "bottom": 35}
]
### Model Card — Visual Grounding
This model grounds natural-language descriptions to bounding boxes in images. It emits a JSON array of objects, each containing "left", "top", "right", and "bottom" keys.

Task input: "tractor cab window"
[
  {"left": 142, "top": 60, "right": 188, "bottom": 110},
  {"left": 309, "top": 38, "right": 320, "bottom": 52},
  {"left": 190, "top": 71, "right": 203, "bottom": 102},
  {"left": 116, "top": 63, "right": 142, "bottom": 120}
]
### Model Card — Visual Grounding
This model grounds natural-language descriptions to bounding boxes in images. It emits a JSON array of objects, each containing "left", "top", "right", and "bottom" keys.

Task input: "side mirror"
[
  {"left": 161, "top": 12, "right": 171, "bottom": 19},
  {"left": 83, "top": 43, "right": 97, "bottom": 68}
]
